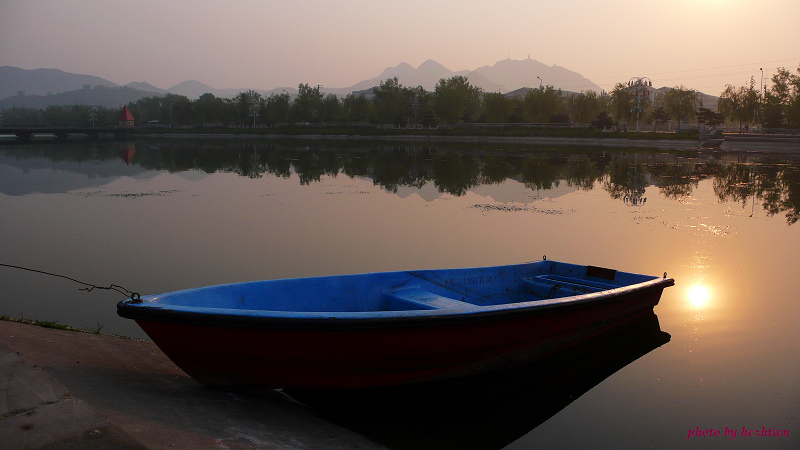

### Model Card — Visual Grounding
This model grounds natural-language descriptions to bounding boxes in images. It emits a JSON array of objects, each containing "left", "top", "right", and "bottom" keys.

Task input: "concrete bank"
[
  {"left": 0, "top": 320, "right": 383, "bottom": 449},
  {"left": 134, "top": 132, "right": 800, "bottom": 153},
  {"left": 135, "top": 132, "right": 704, "bottom": 149}
]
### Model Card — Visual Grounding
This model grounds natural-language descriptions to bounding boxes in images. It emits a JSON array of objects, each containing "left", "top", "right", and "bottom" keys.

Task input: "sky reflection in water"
[{"left": 1, "top": 139, "right": 798, "bottom": 449}]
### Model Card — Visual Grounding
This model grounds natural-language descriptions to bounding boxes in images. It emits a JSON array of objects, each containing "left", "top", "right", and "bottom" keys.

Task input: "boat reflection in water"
[{"left": 286, "top": 311, "right": 670, "bottom": 450}]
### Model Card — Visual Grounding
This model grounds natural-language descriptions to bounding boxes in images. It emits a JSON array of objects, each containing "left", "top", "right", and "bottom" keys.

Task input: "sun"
[{"left": 688, "top": 285, "right": 710, "bottom": 307}]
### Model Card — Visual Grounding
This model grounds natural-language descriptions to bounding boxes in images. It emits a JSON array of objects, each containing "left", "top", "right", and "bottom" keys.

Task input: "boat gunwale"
[{"left": 117, "top": 277, "right": 674, "bottom": 331}]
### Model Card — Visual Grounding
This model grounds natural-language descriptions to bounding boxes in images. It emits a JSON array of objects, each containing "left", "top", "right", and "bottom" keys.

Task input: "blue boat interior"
[{"left": 143, "top": 261, "right": 659, "bottom": 314}]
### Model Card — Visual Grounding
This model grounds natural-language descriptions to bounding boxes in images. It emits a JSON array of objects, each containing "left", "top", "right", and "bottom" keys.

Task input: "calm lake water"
[{"left": 1, "top": 138, "right": 799, "bottom": 449}]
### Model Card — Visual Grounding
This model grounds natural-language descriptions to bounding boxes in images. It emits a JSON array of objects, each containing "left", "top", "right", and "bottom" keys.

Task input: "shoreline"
[
  {"left": 0, "top": 320, "right": 383, "bottom": 449},
  {"left": 138, "top": 132, "right": 702, "bottom": 149},
  {"left": 132, "top": 132, "right": 800, "bottom": 153},
  {"left": 4, "top": 130, "right": 800, "bottom": 153}
]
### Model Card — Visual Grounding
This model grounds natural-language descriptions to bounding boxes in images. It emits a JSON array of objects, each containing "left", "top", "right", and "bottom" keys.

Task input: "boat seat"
[
  {"left": 383, "top": 287, "right": 480, "bottom": 310},
  {"left": 522, "top": 275, "right": 617, "bottom": 299},
  {"left": 536, "top": 274, "right": 619, "bottom": 290}
]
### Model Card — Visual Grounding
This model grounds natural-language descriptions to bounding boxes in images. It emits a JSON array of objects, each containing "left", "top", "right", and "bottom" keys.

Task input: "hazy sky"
[{"left": 2, "top": 0, "right": 798, "bottom": 95}]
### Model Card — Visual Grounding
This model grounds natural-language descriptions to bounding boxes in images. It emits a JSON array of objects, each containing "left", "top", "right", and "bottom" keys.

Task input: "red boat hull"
[{"left": 135, "top": 287, "right": 666, "bottom": 389}]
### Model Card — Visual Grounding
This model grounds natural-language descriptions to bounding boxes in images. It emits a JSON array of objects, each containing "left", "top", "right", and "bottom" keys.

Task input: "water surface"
[{"left": 1, "top": 138, "right": 798, "bottom": 448}]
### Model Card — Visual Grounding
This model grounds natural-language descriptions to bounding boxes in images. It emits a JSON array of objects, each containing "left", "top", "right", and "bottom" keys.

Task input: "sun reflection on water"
[{"left": 688, "top": 284, "right": 710, "bottom": 308}]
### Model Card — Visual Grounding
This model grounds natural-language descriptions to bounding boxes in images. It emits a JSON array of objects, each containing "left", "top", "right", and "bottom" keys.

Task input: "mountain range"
[
  {"left": 352, "top": 58, "right": 602, "bottom": 94},
  {"left": 3, "top": 60, "right": 717, "bottom": 111},
  {"left": 0, "top": 59, "right": 603, "bottom": 108}
]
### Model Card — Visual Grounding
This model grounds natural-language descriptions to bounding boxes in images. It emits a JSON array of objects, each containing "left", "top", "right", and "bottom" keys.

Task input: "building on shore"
[{"left": 117, "top": 105, "right": 135, "bottom": 128}]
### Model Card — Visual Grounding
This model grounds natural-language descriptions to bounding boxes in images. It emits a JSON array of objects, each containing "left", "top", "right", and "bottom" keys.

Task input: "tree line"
[
  {"left": 2, "top": 64, "right": 798, "bottom": 131},
  {"left": 719, "top": 66, "right": 800, "bottom": 131}
]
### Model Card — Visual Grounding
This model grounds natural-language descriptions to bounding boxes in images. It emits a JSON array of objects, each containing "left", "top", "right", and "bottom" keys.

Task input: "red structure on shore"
[{"left": 117, "top": 106, "right": 135, "bottom": 128}]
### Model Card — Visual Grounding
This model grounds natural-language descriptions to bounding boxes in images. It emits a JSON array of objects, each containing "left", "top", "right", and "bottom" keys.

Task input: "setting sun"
[{"left": 688, "top": 285, "right": 710, "bottom": 307}]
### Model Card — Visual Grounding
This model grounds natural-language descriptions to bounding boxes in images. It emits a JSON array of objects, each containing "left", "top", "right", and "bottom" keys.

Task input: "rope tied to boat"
[{"left": 0, "top": 263, "right": 140, "bottom": 300}]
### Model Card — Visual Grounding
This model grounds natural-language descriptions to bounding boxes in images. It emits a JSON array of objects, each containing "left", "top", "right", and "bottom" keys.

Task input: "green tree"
[
  {"left": 697, "top": 107, "right": 725, "bottom": 127},
  {"left": 41, "top": 105, "right": 69, "bottom": 126},
  {"left": 342, "top": 93, "right": 373, "bottom": 122},
  {"left": 649, "top": 106, "right": 670, "bottom": 131},
  {"left": 129, "top": 95, "right": 166, "bottom": 124},
  {"left": 0, "top": 107, "right": 34, "bottom": 126},
  {"left": 507, "top": 98, "right": 527, "bottom": 123},
  {"left": 770, "top": 67, "right": 798, "bottom": 106},
  {"left": 291, "top": 84, "right": 324, "bottom": 123},
  {"left": 194, "top": 93, "right": 231, "bottom": 125},
  {"left": 372, "top": 77, "right": 414, "bottom": 125},
  {"left": 567, "top": 90, "right": 607, "bottom": 124},
  {"left": 610, "top": 83, "right": 635, "bottom": 125},
  {"left": 591, "top": 111, "right": 614, "bottom": 130},
  {"left": 719, "top": 81, "right": 759, "bottom": 131},
  {"left": 768, "top": 65, "right": 800, "bottom": 128},
  {"left": 432, "top": 76, "right": 483, "bottom": 124},
  {"left": 169, "top": 94, "right": 195, "bottom": 125},
  {"left": 137, "top": 93, "right": 193, "bottom": 126},
  {"left": 127, "top": 93, "right": 192, "bottom": 125},
  {"left": 481, "top": 92, "right": 513, "bottom": 123},
  {"left": 663, "top": 86, "right": 698, "bottom": 127},
  {"left": 231, "top": 90, "right": 262, "bottom": 127},
  {"left": 762, "top": 90, "right": 786, "bottom": 128},
  {"left": 320, "top": 95, "right": 343, "bottom": 122},
  {"left": 523, "top": 86, "right": 565, "bottom": 123},
  {"left": 264, "top": 92, "right": 290, "bottom": 124}
]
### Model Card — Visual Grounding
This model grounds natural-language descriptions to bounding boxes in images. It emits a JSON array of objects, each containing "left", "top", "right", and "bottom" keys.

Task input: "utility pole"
[
  {"left": 250, "top": 102, "right": 259, "bottom": 128},
  {"left": 627, "top": 77, "right": 652, "bottom": 132},
  {"left": 249, "top": 91, "right": 260, "bottom": 128},
  {"left": 89, "top": 106, "right": 97, "bottom": 128},
  {"left": 760, "top": 68, "right": 764, "bottom": 132},
  {"left": 411, "top": 93, "right": 419, "bottom": 128}
]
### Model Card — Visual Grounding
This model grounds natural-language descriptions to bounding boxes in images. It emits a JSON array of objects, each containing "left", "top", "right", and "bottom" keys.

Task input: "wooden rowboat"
[{"left": 117, "top": 260, "right": 674, "bottom": 389}]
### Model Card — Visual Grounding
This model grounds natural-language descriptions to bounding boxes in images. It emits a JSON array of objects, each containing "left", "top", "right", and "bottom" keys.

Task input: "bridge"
[{"left": 0, "top": 126, "right": 133, "bottom": 140}]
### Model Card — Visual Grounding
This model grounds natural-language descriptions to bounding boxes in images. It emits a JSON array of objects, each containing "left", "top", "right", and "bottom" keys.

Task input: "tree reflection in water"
[
  {"left": 2, "top": 139, "right": 799, "bottom": 225},
  {"left": 602, "top": 158, "right": 648, "bottom": 206},
  {"left": 712, "top": 156, "right": 800, "bottom": 224},
  {"left": 652, "top": 157, "right": 697, "bottom": 200}
]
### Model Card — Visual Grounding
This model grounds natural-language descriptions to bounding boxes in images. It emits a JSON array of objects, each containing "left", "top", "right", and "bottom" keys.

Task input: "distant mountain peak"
[
  {"left": 170, "top": 79, "right": 211, "bottom": 89},
  {"left": 0, "top": 66, "right": 117, "bottom": 99},
  {"left": 125, "top": 81, "right": 166, "bottom": 93},
  {"left": 345, "top": 57, "right": 603, "bottom": 94},
  {"left": 471, "top": 58, "right": 601, "bottom": 93},
  {"left": 418, "top": 59, "right": 446, "bottom": 69}
]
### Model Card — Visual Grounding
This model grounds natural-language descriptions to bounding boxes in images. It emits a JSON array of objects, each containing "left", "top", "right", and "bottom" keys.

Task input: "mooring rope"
[{"left": 0, "top": 263, "right": 139, "bottom": 300}]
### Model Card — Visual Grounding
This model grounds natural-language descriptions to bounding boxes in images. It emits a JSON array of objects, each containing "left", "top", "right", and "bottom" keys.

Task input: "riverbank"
[
  {"left": 126, "top": 125, "right": 798, "bottom": 151},
  {"left": 4, "top": 127, "right": 800, "bottom": 153},
  {"left": 123, "top": 125, "right": 700, "bottom": 148},
  {"left": 0, "top": 320, "right": 383, "bottom": 449},
  {"left": 131, "top": 132, "right": 800, "bottom": 154},
  {"left": 136, "top": 131, "right": 706, "bottom": 149}
]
